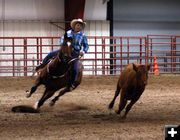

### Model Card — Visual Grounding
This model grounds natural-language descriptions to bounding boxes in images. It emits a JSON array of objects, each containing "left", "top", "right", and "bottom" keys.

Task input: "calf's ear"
[{"left": 132, "top": 63, "right": 138, "bottom": 72}]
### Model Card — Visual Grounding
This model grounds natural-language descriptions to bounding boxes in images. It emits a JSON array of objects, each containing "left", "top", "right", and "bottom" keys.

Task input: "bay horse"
[
  {"left": 109, "top": 63, "right": 150, "bottom": 119},
  {"left": 26, "top": 33, "right": 83, "bottom": 110}
]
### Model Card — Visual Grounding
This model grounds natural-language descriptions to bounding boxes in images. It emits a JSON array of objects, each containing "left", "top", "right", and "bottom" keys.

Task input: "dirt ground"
[{"left": 0, "top": 75, "right": 180, "bottom": 140}]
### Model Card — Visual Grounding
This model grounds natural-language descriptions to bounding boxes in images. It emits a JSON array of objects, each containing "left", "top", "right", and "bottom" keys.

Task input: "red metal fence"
[
  {"left": 0, "top": 35, "right": 180, "bottom": 76},
  {"left": 147, "top": 35, "right": 180, "bottom": 73}
]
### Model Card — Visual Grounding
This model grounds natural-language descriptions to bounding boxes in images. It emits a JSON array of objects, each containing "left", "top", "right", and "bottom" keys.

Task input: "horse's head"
[{"left": 59, "top": 33, "right": 73, "bottom": 61}]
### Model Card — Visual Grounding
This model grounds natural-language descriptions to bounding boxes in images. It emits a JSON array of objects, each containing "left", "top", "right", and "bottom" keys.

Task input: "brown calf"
[{"left": 109, "top": 63, "right": 150, "bottom": 119}]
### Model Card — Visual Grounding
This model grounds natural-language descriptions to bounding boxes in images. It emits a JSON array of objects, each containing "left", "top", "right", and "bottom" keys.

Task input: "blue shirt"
[{"left": 60, "top": 29, "right": 89, "bottom": 53}]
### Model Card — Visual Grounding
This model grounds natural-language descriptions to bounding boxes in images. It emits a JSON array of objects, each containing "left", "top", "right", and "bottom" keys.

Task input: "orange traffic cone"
[{"left": 153, "top": 55, "right": 159, "bottom": 76}]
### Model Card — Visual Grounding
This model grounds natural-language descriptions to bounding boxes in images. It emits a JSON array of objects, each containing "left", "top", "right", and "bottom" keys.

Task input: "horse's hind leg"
[
  {"left": 50, "top": 87, "right": 70, "bottom": 106},
  {"left": 34, "top": 89, "right": 55, "bottom": 109},
  {"left": 108, "top": 86, "right": 121, "bottom": 109},
  {"left": 26, "top": 76, "right": 41, "bottom": 98}
]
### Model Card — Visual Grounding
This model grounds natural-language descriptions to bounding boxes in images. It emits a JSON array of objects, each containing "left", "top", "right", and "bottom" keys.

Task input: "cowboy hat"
[{"left": 70, "top": 18, "right": 86, "bottom": 29}]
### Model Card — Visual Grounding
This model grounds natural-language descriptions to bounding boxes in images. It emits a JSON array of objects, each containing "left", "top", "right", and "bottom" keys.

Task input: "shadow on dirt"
[
  {"left": 11, "top": 105, "right": 39, "bottom": 113},
  {"left": 5, "top": 102, "right": 180, "bottom": 126}
]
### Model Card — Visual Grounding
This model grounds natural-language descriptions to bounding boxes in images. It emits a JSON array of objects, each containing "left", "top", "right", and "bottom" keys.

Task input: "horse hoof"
[
  {"left": 26, "top": 90, "right": 31, "bottom": 98},
  {"left": 49, "top": 101, "right": 55, "bottom": 106},
  {"left": 108, "top": 102, "right": 114, "bottom": 109},
  {"left": 33, "top": 101, "right": 39, "bottom": 110},
  {"left": 26, "top": 94, "right": 31, "bottom": 98}
]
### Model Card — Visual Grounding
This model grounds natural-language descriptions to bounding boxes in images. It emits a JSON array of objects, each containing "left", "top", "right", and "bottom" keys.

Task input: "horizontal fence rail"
[
  {"left": 0, "top": 35, "right": 180, "bottom": 76},
  {"left": 147, "top": 35, "right": 180, "bottom": 74}
]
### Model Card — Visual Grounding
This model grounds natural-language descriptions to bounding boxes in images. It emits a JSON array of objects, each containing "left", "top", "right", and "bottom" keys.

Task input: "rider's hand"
[{"left": 80, "top": 51, "right": 85, "bottom": 57}]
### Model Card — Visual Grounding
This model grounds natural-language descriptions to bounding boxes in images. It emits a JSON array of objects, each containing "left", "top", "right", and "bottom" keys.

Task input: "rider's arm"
[
  {"left": 59, "top": 35, "right": 64, "bottom": 45},
  {"left": 59, "top": 30, "right": 73, "bottom": 45},
  {"left": 82, "top": 35, "right": 89, "bottom": 53}
]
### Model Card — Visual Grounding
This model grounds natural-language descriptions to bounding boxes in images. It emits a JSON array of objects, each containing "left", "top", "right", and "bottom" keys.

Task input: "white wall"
[
  {"left": 114, "top": 21, "right": 180, "bottom": 36},
  {"left": 84, "top": 0, "right": 107, "bottom": 20},
  {"left": 114, "top": 0, "right": 180, "bottom": 22},
  {"left": 0, "top": 0, "right": 108, "bottom": 21},
  {"left": 113, "top": 0, "right": 180, "bottom": 36},
  {"left": 84, "top": 20, "right": 110, "bottom": 75},
  {"left": 0, "top": 21, "right": 64, "bottom": 37},
  {"left": 0, "top": 0, "right": 64, "bottom": 20},
  {"left": 85, "top": 20, "right": 109, "bottom": 36},
  {"left": 0, "top": 20, "right": 109, "bottom": 37}
]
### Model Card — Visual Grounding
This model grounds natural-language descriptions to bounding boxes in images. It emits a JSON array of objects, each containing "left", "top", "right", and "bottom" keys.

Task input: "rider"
[{"left": 36, "top": 18, "right": 89, "bottom": 90}]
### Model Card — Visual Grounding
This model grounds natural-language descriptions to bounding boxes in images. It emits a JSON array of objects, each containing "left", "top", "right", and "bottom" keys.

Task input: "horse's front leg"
[
  {"left": 26, "top": 76, "right": 41, "bottom": 98},
  {"left": 34, "top": 89, "right": 56, "bottom": 109},
  {"left": 49, "top": 87, "right": 70, "bottom": 106}
]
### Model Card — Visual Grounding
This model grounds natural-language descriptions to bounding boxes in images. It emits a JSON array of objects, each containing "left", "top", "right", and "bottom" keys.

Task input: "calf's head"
[{"left": 133, "top": 63, "right": 150, "bottom": 86}]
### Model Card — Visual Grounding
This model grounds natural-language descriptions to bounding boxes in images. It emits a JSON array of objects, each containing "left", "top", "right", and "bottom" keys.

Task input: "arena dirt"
[{"left": 0, "top": 75, "right": 180, "bottom": 140}]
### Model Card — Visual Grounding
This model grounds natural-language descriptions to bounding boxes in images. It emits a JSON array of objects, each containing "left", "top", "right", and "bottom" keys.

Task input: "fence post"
[
  {"left": 23, "top": 38, "right": 27, "bottom": 76},
  {"left": 102, "top": 38, "right": 105, "bottom": 75},
  {"left": 172, "top": 36, "right": 176, "bottom": 72},
  {"left": 95, "top": 36, "right": 97, "bottom": 76},
  {"left": 12, "top": 38, "right": 15, "bottom": 76},
  {"left": 139, "top": 38, "right": 142, "bottom": 64},
  {"left": 113, "top": 38, "right": 116, "bottom": 75},
  {"left": 36, "top": 38, "right": 40, "bottom": 65},
  {"left": 110, "top": 37, "right": 114, "bottom": 74}
]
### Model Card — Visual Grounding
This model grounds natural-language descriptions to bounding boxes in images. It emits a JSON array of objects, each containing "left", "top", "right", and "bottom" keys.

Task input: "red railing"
[
  {"left": 147, "top": 35, "right": 180, "bottom": 73},
  {"left": 0, "top": 35, "right": 180, "bottom": 76}
]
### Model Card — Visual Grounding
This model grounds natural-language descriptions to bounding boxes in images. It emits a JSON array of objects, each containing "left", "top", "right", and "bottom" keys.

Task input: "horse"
[
  {"left": 26, "top": 33, "right": 83, "bottom": 110},
  {"left": 108, "top": 63, "right": 150, "bottom": 119}
]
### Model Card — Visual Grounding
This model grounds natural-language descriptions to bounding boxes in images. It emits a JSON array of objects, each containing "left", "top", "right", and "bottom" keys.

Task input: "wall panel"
[
  {"left": 84, "top": 0, "right": 107, "bottom": 20},
  {"left": 0, "top": 22, "right": 64, "bottom": 37},
  {"left": 0, "top": 0, "right": 64, "bottom": 20}
]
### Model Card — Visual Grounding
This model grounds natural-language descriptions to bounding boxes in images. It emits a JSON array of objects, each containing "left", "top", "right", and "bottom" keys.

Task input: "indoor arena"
[{"left": 0, "top": 0, "right": 180, "bottom": 140}]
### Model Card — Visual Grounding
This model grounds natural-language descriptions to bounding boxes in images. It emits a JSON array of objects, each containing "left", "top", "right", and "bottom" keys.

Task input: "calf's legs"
[
  {"left": 116, "top": 90, "right": 127, "bottom": 115},
  {"left": 108, "top": 86, "right": 121, "bottom": 109},
  {"left": 122, "top": 99, "right": 137, "bottom": 119}
]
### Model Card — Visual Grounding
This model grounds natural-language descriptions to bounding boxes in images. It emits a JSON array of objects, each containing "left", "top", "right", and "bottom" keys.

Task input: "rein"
[{"left": 47, "top": 57, "right": 79, "bottom": 79}]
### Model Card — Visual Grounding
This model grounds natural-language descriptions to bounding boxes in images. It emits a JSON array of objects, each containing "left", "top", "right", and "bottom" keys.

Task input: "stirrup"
[
  {"left": 71, "top": 84, "right": 76, "bottom": 89},
  {"left": 68, "top": 84, "right": 76, "bottom": 91}
]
